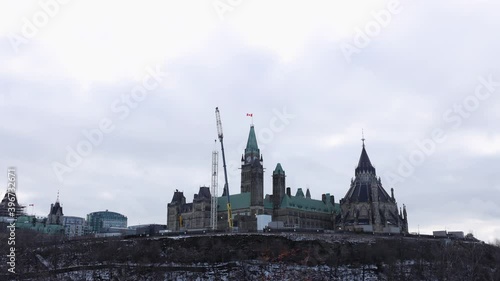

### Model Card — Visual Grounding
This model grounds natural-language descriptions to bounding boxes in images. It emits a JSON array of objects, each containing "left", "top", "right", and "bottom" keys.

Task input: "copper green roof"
[
  {"left": 217, "top": 191, "right": 339, "bottom": 214},
  {"left": 296, "top": 188, "right": 305, "bottom": 197},
  {"left": 15, "top": 215, "right": 64, "bottom": 234},
  {"left": 279, "top": 194, "right": 340, "bottom": 214},
  {"left": 218, "top": 193, "right": 251, "bottom": 211},
  {"left": 16, "top": 215, "right": 34, "bottom": 224},
  {"left": 273, "top": 163, "right": 285, "bottom": 175},
  {"left": 245, "top": 125, "right": 259, "bottom": 154},
  {"left": 263, "top": 195, "right": 274, "bottom": 209}
]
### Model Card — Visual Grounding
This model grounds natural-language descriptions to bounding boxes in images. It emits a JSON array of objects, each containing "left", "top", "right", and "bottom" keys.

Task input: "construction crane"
[
  {"left": 215, "top": 107, "right": 233, "bottom": 230},
  {"left": 178, "top": 214, "right": 183, "bottom": 229},
  {"left": 210, "top": 140, "right": 219, "bottom": 230}
]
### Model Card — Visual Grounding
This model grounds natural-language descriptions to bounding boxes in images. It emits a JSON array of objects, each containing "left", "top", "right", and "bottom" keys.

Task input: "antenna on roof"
[{"left": 361, "top": 129, "right": 366, "bottom": 147}]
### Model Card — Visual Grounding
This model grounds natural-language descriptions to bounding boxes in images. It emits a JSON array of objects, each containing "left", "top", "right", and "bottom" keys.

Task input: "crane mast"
[
  {"left": 215, "top": 107, "right": 233, "bottom": 230},
  {"left": 210, "top": 145, "right": 218, "bottom": 230}
]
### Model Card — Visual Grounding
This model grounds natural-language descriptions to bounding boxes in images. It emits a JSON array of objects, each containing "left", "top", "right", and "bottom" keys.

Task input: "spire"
[
  {"left": 361, "top": 129, "right": 365, "bottom": 147},
  {"left": 273, "top": 163, "right": 285, "bottom": 175},
  {"left": 355, "top": 137, "right": 376, "bottom": 175},
  {"left": 49, "top": 190, "right": 64, "bottom": 218},
  {"left": 306, "top": 188, "right": 311, "bottom": 199},
  {"left": 245, "top": 125, "right": 259, "bottom": 154},
  {"left": 244, "top": 125, "right": 260, "bottom": 164}
]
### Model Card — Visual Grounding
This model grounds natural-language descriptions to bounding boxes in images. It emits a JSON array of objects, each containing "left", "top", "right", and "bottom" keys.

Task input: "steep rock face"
[{"left": 1, "top": 232, "right": 499, "bottom": 280}]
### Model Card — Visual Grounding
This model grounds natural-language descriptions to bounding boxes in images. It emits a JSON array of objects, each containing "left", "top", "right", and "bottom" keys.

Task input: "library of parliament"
[{"left": 167, "top": 124, "right": 408, "bottom": 234}]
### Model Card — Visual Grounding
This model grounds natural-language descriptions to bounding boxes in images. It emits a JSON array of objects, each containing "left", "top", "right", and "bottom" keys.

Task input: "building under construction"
[
  {"left": 168, "top": 108, "right": 409, "bottom": 233},
  {"left": 167, "top": 123, "right": 340, "bottom": 232},
  {"left": 0, "top": 169, "right": 26, "bottom": 220}
]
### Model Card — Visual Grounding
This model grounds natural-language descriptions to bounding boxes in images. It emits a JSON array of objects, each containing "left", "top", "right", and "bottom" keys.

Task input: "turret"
[
  {"left": 48, "top": 191, "right": 64, "bottom": 225},
  {"left": 272, "top": 163, "right": 286, "bottom": 209}
]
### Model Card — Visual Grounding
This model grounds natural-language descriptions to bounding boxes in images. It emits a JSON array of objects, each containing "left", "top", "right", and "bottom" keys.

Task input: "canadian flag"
[{"left": 246, "top": 113, "right": 253, "bottom": 117}]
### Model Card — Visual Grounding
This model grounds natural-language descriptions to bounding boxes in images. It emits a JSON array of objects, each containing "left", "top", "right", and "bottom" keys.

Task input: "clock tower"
[{"left": 241, "top": 125, "right": 264, "bottom": 207}]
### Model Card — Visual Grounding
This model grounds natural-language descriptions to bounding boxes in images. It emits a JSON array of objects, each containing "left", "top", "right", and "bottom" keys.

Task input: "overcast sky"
[{"left": 1, "top": 0, "right": 499, "bottom": 242}]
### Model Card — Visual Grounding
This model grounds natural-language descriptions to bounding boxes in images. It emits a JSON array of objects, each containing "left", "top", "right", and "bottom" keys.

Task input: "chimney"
[
  {"left": 322, "top": 194, "right": 326, "bottom": 203},
  {"left": 286, "top": 187, "right": 291, "bottom": 197},
  {"left": 330, "top": 195, "right": 335, "bottom": 205}
]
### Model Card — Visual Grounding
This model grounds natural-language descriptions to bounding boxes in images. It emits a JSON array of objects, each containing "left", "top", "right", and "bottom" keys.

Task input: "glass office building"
[{"left": 87, "top": 210, "right": 127, "bottom": 233}]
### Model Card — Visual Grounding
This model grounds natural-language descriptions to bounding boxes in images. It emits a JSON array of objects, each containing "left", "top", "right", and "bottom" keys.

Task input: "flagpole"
[{"left": 247, "top": 113, "right": 254, "bottom": 126}]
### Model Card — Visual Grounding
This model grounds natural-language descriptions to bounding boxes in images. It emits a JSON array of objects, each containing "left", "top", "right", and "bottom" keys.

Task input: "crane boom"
[{"left": 215, "top": 107, "right": 233, "bottom": 230}]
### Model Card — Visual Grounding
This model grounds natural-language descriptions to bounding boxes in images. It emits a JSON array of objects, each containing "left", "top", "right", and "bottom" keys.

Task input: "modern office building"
[
  {"left": 62, "top": 216, "right": 86, "bottom": 238},
  {"left": 87, "top": 210, "right": 127, "bottom": 233}
]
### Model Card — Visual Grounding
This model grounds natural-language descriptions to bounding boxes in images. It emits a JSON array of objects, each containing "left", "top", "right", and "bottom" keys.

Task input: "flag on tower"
[
  {"left": 246, "top": 113, "right": 254, "bottom": 126},
  {"left": 29, "top": 204, "right": 34, "bottom": 206}
]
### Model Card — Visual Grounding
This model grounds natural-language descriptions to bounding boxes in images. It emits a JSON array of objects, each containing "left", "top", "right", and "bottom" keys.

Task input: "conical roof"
[
  {"left": 355, "top": 144, "right": 376, "bottom": 174},
  {"left": 273, "top": 163, "right": 285, "bottom": 175},
  {"left": 343, "top": 142, "right": 393, "bottom": 203},
  {"left": 245, "top": 125, "right": 259, "bottom": 154}
]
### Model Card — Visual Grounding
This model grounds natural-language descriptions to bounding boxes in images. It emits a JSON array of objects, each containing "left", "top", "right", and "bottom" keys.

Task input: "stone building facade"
[
  {"left": 240, "top": 125, "right": 264, "bottom": 208},
  {"left": 270, "top": 163, "right": 338, "bottom": 229},
  {"left": 167, "top": 124, "right": 339, "bottom": 232},
  {"left": 167, "top": 187, "right": 211, "bottom": 230},
  {"left": 337, "top": 141, "right": 408, "bottom": 234},
  {"left": 48, "top": 195, "right": 64, "bottom": 225}
]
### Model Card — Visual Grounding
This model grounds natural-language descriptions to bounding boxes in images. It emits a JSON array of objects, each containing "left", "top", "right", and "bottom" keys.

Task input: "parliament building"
[{"left": 167, "top": 124, "right": 408, "bottom": 234}]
